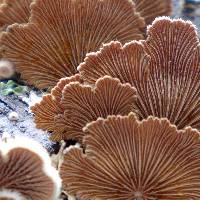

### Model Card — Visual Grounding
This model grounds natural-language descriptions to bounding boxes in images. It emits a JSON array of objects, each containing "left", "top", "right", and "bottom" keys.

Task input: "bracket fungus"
[
  {"left": 31, "top": 74, "right": 83, "bottom": 138},
  {"left": 0, "top": 0, "right": 31, "bottom": 30},
  {"left": 0, "top": 137, "right": 61, "bottom": 200},
  {"left": 61, "top": 113, "right": 200, "bottom": 199},
  {"left": 0, "top": 0, "right": 145, "bottom": 89},
  {"left": 78, "top": 17, "right": 200, "bottom": 131},
  {"left": 31, "top": 76, "right": 137, "bottom": 142},
  {"left": 133, "top": 0, "right": 172, "bottom": 25}
]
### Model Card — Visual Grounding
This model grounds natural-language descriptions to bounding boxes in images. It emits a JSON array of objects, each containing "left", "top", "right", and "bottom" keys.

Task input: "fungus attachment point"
[
  {"left": 0, "top": 137, "right": 61, "bottom": 200},
  {"left": 134, "top": 191, "right": 143, "bottom": 200}
]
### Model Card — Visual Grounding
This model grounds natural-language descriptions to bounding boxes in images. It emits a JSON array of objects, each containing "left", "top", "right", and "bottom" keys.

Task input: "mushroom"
[
  {"left": 134, "top": 0, "right": 172, "bottom": 25},
  {"left": 78, "top": 17, "right": 200, "bottom": 131},
  {"left": 0, "top": 137, "right": 61, "bottom": 200},
  {"left": 0, "top": 0, "right": 31, "bottom": 30},
  {"left": 0, "top": 0, "right": 145, "bottom": 89},
  {"left": 0, "top": 60, "right": 14, "bottom": 79},
  {"left": 31, "top": 74, "right": 82, "bottom": 134},
  {"left": 32, "top": 76, "right": 137, "bottom": 142},
  {"left": 0, "top": 0, "right": 172, "bottom": 31},
  {"left": 61, "top": 113, "right": 200, "bottom": 199}
]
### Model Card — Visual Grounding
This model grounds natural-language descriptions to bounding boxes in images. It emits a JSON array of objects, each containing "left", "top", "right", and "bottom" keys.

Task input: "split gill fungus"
[
  {"left": 61, "top": 113, "right": 200, "bottom": 199},
  {"left": 32, "top": 17, "right": 200, "bottom": 143},
  {"left": 2, "top": 1, "right": 200, "bottom": 200},
  {"left": 31, "top": 76, "right": 137, "bottom": 142},
  {"left": 78, "top": 17, "right": 200, "bottom": 132},
  {"left": 0, "top": 0, "right": 172, "bottom": 89},
  {"left": 0, "top": 0, "right": 145, "bottom": 89},
  {"left": 0, "top": 137, "right": 61, "bottom": 200},
  {"left": 0, "top": 0, "right": 31, "bottom": 30}
]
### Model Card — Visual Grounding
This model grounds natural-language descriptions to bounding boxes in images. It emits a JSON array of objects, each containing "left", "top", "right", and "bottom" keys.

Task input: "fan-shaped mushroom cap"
[
  {"left": 79, "top": 17, "right": 200, "bottom": 131},
  {"left": 134, "top": 0, "right": 172, "bottom": 25},
  {"left": 0, "top": 0, "right": 145, "bottom": 89},
  {"left": 31, "top": 74, "right": 82, "bottom": 134},
  {"left": 31, "top": 76, "right": 137, "bottom": 142},
  {"left": 61, "top": 113, "right": 200, "bottom": 199},
  {"left": 0, "top": 137, "right": 61, "bottom": 200},
  {"left": 0, "top": 0, "right": 31, "bottom": 30},
  {"left": 0, "top": 0, "right": 172, "bottom": 31}
]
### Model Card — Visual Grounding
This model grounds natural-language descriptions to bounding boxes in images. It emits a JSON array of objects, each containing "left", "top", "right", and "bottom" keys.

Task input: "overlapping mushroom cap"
[
  {"left": 61, "top": 113, "right": 200, "bottom": 199},
  {"left": 0, "top": 0, "right": 146, "bottom": 89},
  {"left": 31, "top": 76, "right": 137, "bottom": 142},
  {"left": 31, "top": 74, "right": 82, "bottom": 135},
  {"left": 0, "top": 0, "right": 31, "bottom": 30},
  {"left": 0, "top": 137, "right": 61, "bottom": 200},
  {"left": 134, "top": 0, "right": 172, "bottom": 25},
  {"left": 0, "top": 0, "right": 173, "bottom": 31},
  {"left": 79, "top": 17, "right": 200, "bottom": 130}
]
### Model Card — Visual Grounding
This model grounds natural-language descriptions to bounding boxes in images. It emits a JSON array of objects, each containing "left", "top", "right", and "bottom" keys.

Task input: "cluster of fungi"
[{"left": 1, "top": 0, "right": 200, "bottom": 199}]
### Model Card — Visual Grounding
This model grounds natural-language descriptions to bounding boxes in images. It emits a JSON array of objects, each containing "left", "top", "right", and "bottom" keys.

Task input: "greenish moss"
[{"left": 0, "top": 80, "right": 28, "bottom": 96}]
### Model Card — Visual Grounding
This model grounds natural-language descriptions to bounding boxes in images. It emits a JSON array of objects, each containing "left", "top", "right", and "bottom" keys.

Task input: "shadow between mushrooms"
[
  {"left": 78, "top": 17, "right": 200, "bottom": 131},
  {"left": 31, "top": 76, "right": 137, "bottom": 142},
  {"left": 61, "top": 113, "right": 200, "bottom": 200},
  {"left": 0, "top": 0, "right": 146, "bottom": 89}
]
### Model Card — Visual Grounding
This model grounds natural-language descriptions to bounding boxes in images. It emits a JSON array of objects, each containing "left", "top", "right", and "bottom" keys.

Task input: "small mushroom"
[
  {"left": 31, "top": 74, "right": 82, "bottom": 133},
  {"left": 0, "top": 60, "right": 14, "bottom": 79},
  {"left": 32, "top": 76, "right": 137, "bottom": 142},
  {"left": 0, "top": 137, "right": 61, "bottom": 200},
  {"left": 8, "top": 112, "right": 19, "bottom": 121}
]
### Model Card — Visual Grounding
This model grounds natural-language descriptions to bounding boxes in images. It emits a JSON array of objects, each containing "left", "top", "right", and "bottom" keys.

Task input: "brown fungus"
[
  {"left": 0, "top": 0, "right": 145, "bottom": 89},
  {"left": 31, "top": 74, "right": 82, "bottom": 134},
  {"left": 31, "top": 76, "right": 137, "bottom": 142},
  {"left": 78, "top": 17, "right": 200, "bottom": 131},
  {"left": 134, "top": 0, "right": 172, "bottom": 25},
  {"left": 0, "top": 137, "right": 61, "bottom": 200},
  {"left": 61, "top": 113, "right": 200, "bottom": 200},
  {"left": 0, "top": 0, "right": 31, "bottom": 30}
]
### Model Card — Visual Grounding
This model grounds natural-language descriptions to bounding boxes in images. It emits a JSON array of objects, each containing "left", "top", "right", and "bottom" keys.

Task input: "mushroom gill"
[
  {"left": 0, "top": 137, "right": 61, "bottom": 200},
  {"left": 61, "top": 113, "right": 200, "bottom": 199},
  {"left": 0, "top": 0, "right": 31, "bottom": 30},
  {"left": 31, "top": 74, "right": 82, "bottom": 134},
  {"left": 134, "top": 0, "right": 172, "bottom": 25},
  {"left": 78, "top": 17, "right": 200, "bottom": 131},
  {"left": 31, "top": 76, "right": 137, "bottom": 142},
  {"left": 0, "top": 0, "right": 145, "bottom": 89}
]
